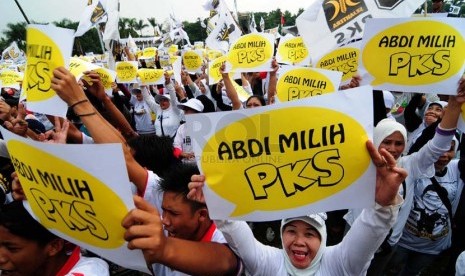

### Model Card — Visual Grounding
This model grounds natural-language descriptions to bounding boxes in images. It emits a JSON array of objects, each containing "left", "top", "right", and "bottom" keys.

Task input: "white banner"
[{"left": 296, "top": 0, "right": 425, "bottom": 64}]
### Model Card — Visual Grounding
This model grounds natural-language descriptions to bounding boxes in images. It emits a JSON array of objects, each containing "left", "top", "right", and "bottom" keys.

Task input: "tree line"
[{"left": 0, "top": 7, "right": 303, "bottom": 56}]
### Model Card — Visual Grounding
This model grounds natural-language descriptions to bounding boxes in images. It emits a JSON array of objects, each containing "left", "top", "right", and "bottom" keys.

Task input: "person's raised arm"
[
  {"left": 83, "top": 71, "right": 138, "bottom": 140},
  {"left": 51, "top": 67, "right": 148, "bottom": 193},
  {"left": 164, "top": 74, "right": 182, "bottom": 115},
  {"left": 267, "top": 58, "right": 279, "bottom": 105},
  {"left": 439, "top": 77, "right": 465, "bottom": 130},
  {"left": 183, "top": 70, "right": 201, "bottom": 97},
  {"left": 220, "top": 63, "right": 242, "bottom": 110},
  {"left": 330, "top": 141, "right": 406, "bottom": 275},
  {"left": 123, "top": 196, "right": 239, "bottom": 276}
]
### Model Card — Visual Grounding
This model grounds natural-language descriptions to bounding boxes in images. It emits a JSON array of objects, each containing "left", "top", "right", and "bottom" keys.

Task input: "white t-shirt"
[
  {"left": 142, "top": 85, "right": 181, "bottom": 138},
  {"left": 345, "top": 128, "right": 455, "bottom": 246},
  {"left": 173, "top": 124, "right": 196, "bottom": 164},
  {"left": 130, "top": 95, "right": 156, "bottom": 134},
  {"left": 399, "top": 159, "right": 464, "bottom": 255},
  {"left": 60, "top": 246, "right": 109, "bottom": 276}
]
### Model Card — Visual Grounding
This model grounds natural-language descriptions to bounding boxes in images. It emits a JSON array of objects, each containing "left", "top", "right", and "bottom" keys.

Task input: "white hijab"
[
  {"left": 281, "top": 213, "right": 327, "bottom": 276},
  {"left": 374, "top": 118, "right": 407, "bottom": 158},
  {"left": 199, "top": 79, "right": 217, "bottom": 110}
]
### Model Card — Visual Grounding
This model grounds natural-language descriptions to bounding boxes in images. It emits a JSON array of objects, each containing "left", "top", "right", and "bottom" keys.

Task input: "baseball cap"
[{"left": 178, "top": 98, "right": 204, "bottom": 112}]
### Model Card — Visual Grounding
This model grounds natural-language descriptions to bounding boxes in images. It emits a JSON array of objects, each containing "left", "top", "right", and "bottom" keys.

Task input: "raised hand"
[
  {"left": 51, "top": 67, "right": 87, "bottom": 106},
  {"left": 367, "top": 140, "right": 407, "bottom": 206},
  {"left": 187, "top": 174, "right": 206, "bottom": 204},
  {"left": 122, "top": 196, "right": 166, "bottom": 263},
  {"left": 82, "top": 71, "right": 107, "bottom": 102}
]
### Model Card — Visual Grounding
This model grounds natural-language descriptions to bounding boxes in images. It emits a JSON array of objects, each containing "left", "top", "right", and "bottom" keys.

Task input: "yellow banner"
[
  {"left": 316, "top": 44, "right": 360, "bottom": 84},
  {"left": 277, "top": 36, "right": 310, "bottom": 66},
  {"left": 228, "top": 33, "right": 274, "bottom": 72},
  {"left": 208, "top": 55, "right": 227, "bottom": 85},
  {"left": 115, "top": 61, "right": 138, "bottom": 83},
  {"left": 360, "top": 18, "right": 465, "bottom": 94},
  {"left": 137, "top": 68, "right": 165, "bottom": 85},
  {"left": 141, "top": 47, "right": 157, "bottom": 59},
  {"left": 0, "top": 70, "right": 23, "bottom": 89},
  {"left": 22, "top": 24, "right": 74, "bottom": 117},
  {"left": 183, "top": 50, "right": 203, "bottom": 73},
  {"left": 276, "top": 66, "right": 342, "bottom": 102},
  {"left": 188, "top": 86, "right": 374, "bottom": 221}
]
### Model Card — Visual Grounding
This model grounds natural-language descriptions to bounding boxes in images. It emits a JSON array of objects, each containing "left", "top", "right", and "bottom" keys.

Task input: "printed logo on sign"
[
  {"left": 90, "top": 1, "right": 106, "bottom": 24},
  {"left": 374, "top": 0, "right": 405, "bottom": 10},
  {"left": 216, "top": 23, "right": 236, "bottom": 41},
  {"left": 324, "top": 0, "right": 368, "bottom": 31},
  {"left": 229, "top": 34, "right": 273, "bottom": 69}
]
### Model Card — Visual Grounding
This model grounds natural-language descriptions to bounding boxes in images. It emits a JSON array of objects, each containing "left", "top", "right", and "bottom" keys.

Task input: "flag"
[
  {"left": 205, "top": 0, "right": 242, "bottom": 52},
  {"left": 1, "top": 41, "right": 25, "bottom": 62},
  {"left": 127, "top": 34, "right": 137, "bottom": 53},
  {"left": 101, "top": 0, "right": 120, "bottom": 51},
  {"left": 154, "top": 25, "right": 162, "bottom": 37},
  {"left": 170, "top": 26, "right": 191, "bottom": 46},
  {"left": 296, "top": 0, "right": 425, "bottom": 63},
  {"left": 200, "top": 19, "right": 207, "bottom": 29},
  {"left": 260, "top": 17, "right": 265, "bottom": 32},
  {"left": 75, "top": 0, "right": 107, "bottom": 37},
  {"left": 158, "top": 33, "right": 174, "bottom": 50},
  {"left": 203, "top": 0, "right": 220, "bottom": 11},
  {"left": 249, "top": 13, "right": 257, "bottom": 33},
  {"left": 281, "top": 13, "right": 285, "bottom": 26}
]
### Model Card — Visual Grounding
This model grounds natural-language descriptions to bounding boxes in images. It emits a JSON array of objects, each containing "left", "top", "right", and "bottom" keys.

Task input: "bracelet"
[
  {"left": 69, "top": 99, "right": 89, "bottom": 109},
  {"left": 76, "top": 111, "right": 97, "bottom": 117}
]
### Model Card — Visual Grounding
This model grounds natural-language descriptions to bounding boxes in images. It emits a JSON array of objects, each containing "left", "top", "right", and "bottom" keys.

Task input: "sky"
[{"left": 0, "top": 0, "right": 308, "bottom": 38}]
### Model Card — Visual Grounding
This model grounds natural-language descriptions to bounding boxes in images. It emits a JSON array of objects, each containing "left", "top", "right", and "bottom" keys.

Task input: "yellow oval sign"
[
  {"left": 277, "top": 68, "right": 336, "bottom": 102},
  {"left": 137, "top": 68, "right": 164, "bottom": 84},
  {"left": 277, "top": 37, "right": 309, "bottom": 64},
  {"left": 228, "top": 34, "right": 273, "bottom": 69},
  {"left": 201, "top": 107, "right": 370, "bottom": 217},
  {"left": 316, "top": 47, "right": 359, "bottom": 83},
  {"left": 0, "top": 70, "right": 23, "bottom": 87},
  {"left": 209, "top": 55, "right": 228, "bottom": 84},
  {"left": 142, "top": 47, "right": 157, "bottom": 59},
  {"left": 8, "top": 140, "right": 127, "bottom": 249},
  {"left": 363, "top": 20, "right": 465, "bottom": 86},
  {"left": 183, "top": 50, "right": 203, "bottom": 72},
  {"left": 116, "top": 61, "right": 138, "bottom": 83},
  {"left": 24, "top": 26, "right": 65, "bottom": 101},
  {"left": 94, "top": 68, "right": 115, "bottom": 90}
]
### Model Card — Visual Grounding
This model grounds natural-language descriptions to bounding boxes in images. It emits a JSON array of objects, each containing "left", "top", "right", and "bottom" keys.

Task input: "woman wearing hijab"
[
  {"left": 345, "top": 78, "right": 465, "bottom": 275},
  {"left": 187, "top": 140, "right": 406, "bottom": 275}
]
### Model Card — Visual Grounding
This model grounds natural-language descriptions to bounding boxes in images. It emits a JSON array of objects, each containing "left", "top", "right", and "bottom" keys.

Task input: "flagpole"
[
  {"left": 96, "top": 26, "right": 106, "bottom": 54},
  {"left": 13, "top": 0, "right": 31, "bottom": 24},
  {"left": 234, "top": 0, "right": 239, "bottom": 22}
]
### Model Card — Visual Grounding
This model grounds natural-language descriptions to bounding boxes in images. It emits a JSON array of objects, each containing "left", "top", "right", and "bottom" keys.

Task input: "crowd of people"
[{"left": 0, "top": 0, "right": 465, "bottom": 275}]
